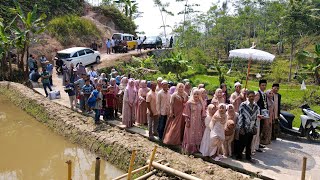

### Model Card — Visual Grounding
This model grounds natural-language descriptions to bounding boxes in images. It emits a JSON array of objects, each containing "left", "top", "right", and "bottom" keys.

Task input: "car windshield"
[
  {"left": 147, "top": 36, "right": 157, "bottom": 41},
  {"left": 57, "top": 53, "right": 70, "bottom": 59},
  {"left": 112, "top": 34, "right": 122, "bottom": 40}
]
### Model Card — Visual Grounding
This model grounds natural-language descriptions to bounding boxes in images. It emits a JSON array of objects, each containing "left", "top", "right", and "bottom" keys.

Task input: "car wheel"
[{"left": 96, "top": 56, "right": 100, "bottom": 64}]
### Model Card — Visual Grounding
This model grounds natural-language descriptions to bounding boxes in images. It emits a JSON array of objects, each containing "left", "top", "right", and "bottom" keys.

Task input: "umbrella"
[{"left": 229, "top": 48, "right": 275, "bottom": 88}]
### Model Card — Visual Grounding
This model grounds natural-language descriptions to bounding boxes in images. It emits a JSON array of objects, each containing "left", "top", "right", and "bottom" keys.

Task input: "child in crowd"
[
  {"left": 105, "top": 86, "right": 116, "bottom": 120},
  {"left": 223, "top": 120, "right": 235, "bottom": 157},
  {"left": 82, "top": 79, "right": 94, "bottom": 113},
  {"left": 209, "top": 103, "right": 227, "bottom": 161},
  {"left": 64, "top": 79, "right": 76, "bottom": 110},
  {"left": 200, "top": 104, "right": 216, "bottom": 156}
]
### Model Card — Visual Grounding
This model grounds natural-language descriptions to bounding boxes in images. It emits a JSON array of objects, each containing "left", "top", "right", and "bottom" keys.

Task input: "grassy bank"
[{"left": 48, "top": 15, "right": 102, "bottom": 46}]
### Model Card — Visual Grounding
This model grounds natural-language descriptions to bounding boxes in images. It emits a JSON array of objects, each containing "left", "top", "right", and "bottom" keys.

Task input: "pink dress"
[
  {"left": 163, "top": 94, "right": 187, "bottom": 145},
  {"left": 136, "top": 88, "right": 149, "bottom": 124},
  {"left": 122, "top": 89, "right": 136, "bottom": 128},
  {"left": 182, "top": 101, "right": 206, "bottom": 154}
]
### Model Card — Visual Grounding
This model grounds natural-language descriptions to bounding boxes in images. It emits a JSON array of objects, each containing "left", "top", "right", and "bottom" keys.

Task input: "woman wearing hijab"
[
  {"left": 136, "top": 80, "right": 150, "bottom": 125},
  {"left": 200, "top": 104, "right": 216, "bottom": 156},
  {"left": 222, "top": 104, "right": 238, "bottom": 157},
  {"left": 209, "top": 103, "right": 227, "bottom": 161},
  {"left": 163, "top": 83, "right": 188, "bottom": 145},
  {"left": 199, "top": 88, "right": 208, "bottom": 108},
  {"left": 122, "top": 79, "right": 137, "bottom": 128},
  {"left": 117, "top": 77, "right": 128, "bottom": 114},
  {"left": 220, "top": 83, "right": 230, "bottom": 104},
  {"left": 182, "top": 89, "right": 206, "bottom": 154},
  {"left": 211, "top": 88, "right": 225, "bottom": 104},
  {"left": 134, "top": 79, "right": 140, "bottom": 123}
]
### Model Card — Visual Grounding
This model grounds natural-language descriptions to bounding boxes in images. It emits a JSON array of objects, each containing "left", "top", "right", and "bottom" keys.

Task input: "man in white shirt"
[
  {"left": 147, "top": 81, "right": 158, "bottom": 139},
  {"left": 156, "top": 80, "right": 171, "bottom": 141},
  {"left": 87, "top": 65, "right": 98, "bottom": 82},
  {"left": 155, "top": 77, "right": 163, "bottom": 93},
  {"left": 137, "top": 37, "right": 142, "bottom": 53}
]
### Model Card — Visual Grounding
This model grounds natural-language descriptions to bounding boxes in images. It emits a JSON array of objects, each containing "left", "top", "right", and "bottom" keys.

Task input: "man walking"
[
  {"left": 236, "top": 90, "right": 261, "bottom": 162},
  {"left": 41, "top": 68, "right": 52, "bottom": 97}
]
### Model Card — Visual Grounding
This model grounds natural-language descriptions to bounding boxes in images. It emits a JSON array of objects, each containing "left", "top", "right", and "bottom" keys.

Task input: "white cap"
[
  {"left": 234, "top": 82, "right": 242, "bottom": 87},
  {"left": 161, "top": 80, "right": 168, "bottom": 84},
  {"left": 157, "top": 77, "right": 163, "bottom": 81}
]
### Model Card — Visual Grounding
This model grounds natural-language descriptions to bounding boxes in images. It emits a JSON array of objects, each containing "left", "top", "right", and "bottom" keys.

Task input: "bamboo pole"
[
  {"left": 65, "top": 160, "right": 72, "bottom": 180},
  {"left": 301, "top": 157, "right": 307, "bottom": 180},
  {"left": 135, "top": 163, "right": 170, "bottom": 180},
  {"left": 245, "top": 57, "right": 252, "bottom": 89},
  {"left": 95, "top": 157, "right": 101, "bottom": 180},
  {"left": 148, "top": 146, "right": 157, "bottom": 172},
  {"left": 112, "top": 160, "right": 165, "bottom": 180},
  {"left": 147, "top": 160, "right": 201, "bottom": 180},
  {"left": 127, "top": 150, "right": 136, "bottom": 180}
]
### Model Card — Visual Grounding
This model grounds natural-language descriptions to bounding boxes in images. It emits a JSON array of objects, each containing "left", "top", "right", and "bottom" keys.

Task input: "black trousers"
[{"left": 236, "top": 132, "right": 254, "bottom": 159}]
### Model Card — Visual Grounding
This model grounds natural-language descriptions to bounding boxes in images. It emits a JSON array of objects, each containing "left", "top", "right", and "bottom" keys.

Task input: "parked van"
[{"left": 111, "top": 33, "right": 137, "bottom": 50}]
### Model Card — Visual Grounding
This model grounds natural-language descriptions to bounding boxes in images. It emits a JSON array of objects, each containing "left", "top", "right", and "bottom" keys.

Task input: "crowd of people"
[{"left": 59, "top": 65, "right": 282, "bottom": 163}]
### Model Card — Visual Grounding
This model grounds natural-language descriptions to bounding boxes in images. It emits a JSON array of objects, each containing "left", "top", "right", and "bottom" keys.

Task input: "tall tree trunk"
[
  {"left": 288, "top": 37, "right": 294, "bottom": 82},
  {"left": 25, "top": 45, "right": 30, "bottom": 77},
  {"left": 8, "top": 54, "right": 12, "bottom": 80},
  {"left": 159, "top": 8, "right": 166, "bottom": 40},
  {"left": 315, "top": 64, "right": 320, "bottom": 85}
]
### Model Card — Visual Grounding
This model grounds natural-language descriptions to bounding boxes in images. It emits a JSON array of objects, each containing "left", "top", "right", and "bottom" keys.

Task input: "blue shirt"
[
  {"left": 46, "top": 64, "right": 53, "bottom": 74},
  {"left": 82, "top": 84, "right": 94, "bottom": 95},
  {"left": 107, "top": 41, "right": 111, "bottom": 48}
]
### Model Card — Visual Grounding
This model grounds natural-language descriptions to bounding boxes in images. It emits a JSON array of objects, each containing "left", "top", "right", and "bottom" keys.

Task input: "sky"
[
  {"left": 134, "top": 0, "right": 219, "bottom": 36},
  {"left": 88, "top": 0, "right": 220, "bottom": 36}
]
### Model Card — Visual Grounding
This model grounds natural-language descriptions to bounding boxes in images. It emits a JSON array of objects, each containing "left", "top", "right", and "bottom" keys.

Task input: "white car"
[{"left": 57, "top": 47, "right": 100, "bottom": 67}]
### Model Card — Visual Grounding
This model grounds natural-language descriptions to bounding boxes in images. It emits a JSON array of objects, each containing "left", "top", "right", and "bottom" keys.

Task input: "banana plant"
[{"left": 300, "top": 43, "right": 320, "bottom": 85}]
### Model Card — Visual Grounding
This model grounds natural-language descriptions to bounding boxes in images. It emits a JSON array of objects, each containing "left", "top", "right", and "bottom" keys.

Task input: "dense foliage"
[
  {"left": 0, "top": 0, "right": 84, "bottom": 23},
  {"left": 95, "top": 5, "right": 137, "bottom": 35},
  {"left": 48, "top": 15, "right": 102, "bottom": 46}
]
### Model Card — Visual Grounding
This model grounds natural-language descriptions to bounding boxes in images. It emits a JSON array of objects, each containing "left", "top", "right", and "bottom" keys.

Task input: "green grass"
[{"left": 48, "top": 15, "right": 102, "bottom": 46}]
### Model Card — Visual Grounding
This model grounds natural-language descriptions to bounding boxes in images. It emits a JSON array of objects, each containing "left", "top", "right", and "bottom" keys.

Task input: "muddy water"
[{"left": 0, "top": 96, "right": 123, "bottom": 180}]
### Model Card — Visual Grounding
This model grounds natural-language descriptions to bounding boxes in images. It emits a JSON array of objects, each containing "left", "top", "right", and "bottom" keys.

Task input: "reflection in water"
[{"left": 0, "top": 96, "right": 123, "bottom": 180}]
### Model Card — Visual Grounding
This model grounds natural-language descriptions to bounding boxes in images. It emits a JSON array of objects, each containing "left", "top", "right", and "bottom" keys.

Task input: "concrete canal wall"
[{"left": 0, "top": 81, "right": 250, "bottom": 180}]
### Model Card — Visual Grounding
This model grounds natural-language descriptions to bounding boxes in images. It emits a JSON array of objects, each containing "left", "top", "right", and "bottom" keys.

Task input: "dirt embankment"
[{"left": 0, "top": 81, "right": 250, "bottom": 180}]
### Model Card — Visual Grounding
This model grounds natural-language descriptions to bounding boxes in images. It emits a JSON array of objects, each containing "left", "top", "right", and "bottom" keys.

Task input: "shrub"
[
  {"left": 47, "top": 15, "right": 102, "bottom": 46},
  {"left": 267, "top": 59, "right": 290, "bottom": 83},
  {"left": 96, "top": 6, "right": 137, "bottom": 34}
]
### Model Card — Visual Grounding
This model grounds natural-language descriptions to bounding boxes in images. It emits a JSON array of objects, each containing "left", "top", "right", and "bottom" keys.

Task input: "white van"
[{"left": 57, "top": 47, "right": 101, "bottom": 67}]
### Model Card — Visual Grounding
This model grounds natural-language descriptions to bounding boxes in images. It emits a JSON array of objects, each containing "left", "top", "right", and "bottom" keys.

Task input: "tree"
[
  {"left": 159, "top": 52, "right": 188, "bottom": 80},
  {"left": 10, "top": 1, "right": 46, "bottom": 75},
  {"left": 153, "top": 0, "right": 174, "bottom": 40},
  {"left": 283, "top": 0, "right": 317, "bottom": 81},
  {"left": 0, "top": 18, "right": 15, "bottom": 78},
  {"left": 300, "top": 43, "right": 320, "bottom": 85}
]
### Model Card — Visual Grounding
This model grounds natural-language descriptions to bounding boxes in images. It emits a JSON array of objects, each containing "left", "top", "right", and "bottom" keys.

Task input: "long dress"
[
  {"left": 261, "top": 91, "right": 274, "bottom": 145},
  {"left": 163, "top": 94, "right": 186, "bottom": 145},
  {"left": 210, "top": 121, "right": 225, "bottom": 156},
  {"left": 136, "top": 88, "right": 149, "bottom": 124},
  {"left": 122, "top": 89, "right": 136, "bottom": 128},
  {"left": 182, "top": 101, "right": 205, "bottom": 154},
  {"left": 199, "top": 116, "right": 213, "bottom": 156}
]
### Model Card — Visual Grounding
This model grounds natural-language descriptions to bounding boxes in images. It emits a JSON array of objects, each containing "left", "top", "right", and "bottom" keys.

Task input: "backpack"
[{"left": 88, "top": 90, "right": 99, "bottom": 108}]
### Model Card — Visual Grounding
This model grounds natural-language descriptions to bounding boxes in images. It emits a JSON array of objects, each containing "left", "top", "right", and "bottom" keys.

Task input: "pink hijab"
[{"left": 126, "top": 79, "right": 136, "bottom": 103}]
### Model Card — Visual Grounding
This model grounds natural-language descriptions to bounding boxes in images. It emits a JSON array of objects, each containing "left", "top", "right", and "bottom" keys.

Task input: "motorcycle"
[{"left": 279, "top": 104, "right": 320, "bottom": 142}]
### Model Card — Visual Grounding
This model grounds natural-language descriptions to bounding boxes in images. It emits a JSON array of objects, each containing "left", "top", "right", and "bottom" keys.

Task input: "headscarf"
[
  {"left": 225, "top": 120, "right": 235, "bottom": 136},
  {"left": 134, "top": 79, "right": 140, "bottom": 92},
  {"left": 210, "top": 103, "right": 227, "bottom": 129},
  {"left": 139, "top": 80, "right": 149, "bottom": 96},
  {"left": 126, "top": 78, "right": 136, "bottom": 103},
  {"left": 110, "top": 78, "right": 119, "bottom": 95},
  {"left": 188, "top": 88, "right": 201, "bottom": 104},
  {"left": 184, "top": 82, "right": 192, "bottom": 96},
  {"left": 119, "top": 77, "right": 128, "bottom": 91},
  {"left": 199, "top": 88, "right": 208, "bottom": 101},
  {"left": 213, "top": 88, "right": 224, "bottom": 104},
  {"left": 226, "top": 104, "right": 236, "bottom": 121},
  {"left": 207, "top": 104, "right": 215, "bottom": 117},
  {"left": 172, "top": 83, "right": 187, "bottom": 101},
  {"left": 169, "top": 86, "right": 176, "bottom": 95}
]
